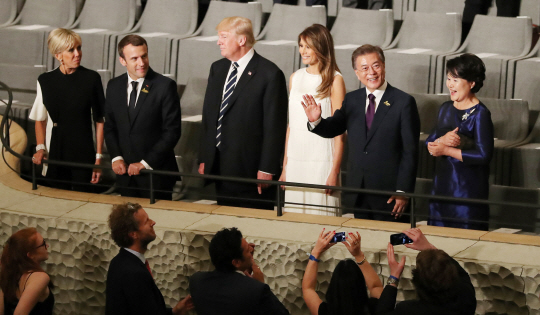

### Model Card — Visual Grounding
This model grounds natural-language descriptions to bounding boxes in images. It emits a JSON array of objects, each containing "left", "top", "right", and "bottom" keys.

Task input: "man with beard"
[{"left": 106, "top": 203, "right": 193, "bottom": 315}]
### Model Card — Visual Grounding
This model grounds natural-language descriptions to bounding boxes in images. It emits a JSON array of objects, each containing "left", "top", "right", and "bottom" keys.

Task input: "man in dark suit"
[
  {"left": 106, "top": 202, "right": 193, "bottom": 315},
  {"left": 189, "top": 227, "right": 289, "bottom": 315},
  {"left": 303, "top": 44, "right": 420, "bottom": 222},
  {"left": 198, "top": 17, "right": 288, "bottom": 210},
  {"left": 105, "top": 35, "right": 181, "bottom": 200}
]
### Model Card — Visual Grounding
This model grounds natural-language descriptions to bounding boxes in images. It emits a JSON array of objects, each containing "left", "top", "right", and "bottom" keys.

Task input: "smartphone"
[
  {"left": 390, "top": 233, "right": 413, "bottom": 246},
  {"left": 331, "top": 232, "right": 347, "bottom": 243}
]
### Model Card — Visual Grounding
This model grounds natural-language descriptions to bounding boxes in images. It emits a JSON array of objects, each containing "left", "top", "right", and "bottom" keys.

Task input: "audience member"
[
  {"left": 303, "top": 44, "right": 420, "bottom": 222},
  {"left": 189, "top": 227, "right": 289, "bottom": 315},
  {"left": 303, "top": 229, "right": 383, "bottom": 315},
  {"left": 106, "top": 203, "right": 193, "bottom": 315},
  {"left": 104, "top": 35, "right": 181, "bottom": 200},
  {"left": 462, "top": 0, "right": 521, "bottom": 40},
  {"left": 426, "top": 53, "right": 493, "bottom": 230},
  {"left": 29, "top": 28, "right": 105, "bottom": 192},
  {"left": 198, "top": 17, "right": 288, "bottom": 210},
  {"left": 279, "top": 24, "right": 345, "bottom": 216},
  {"left": 0, "top": 228, "right": 54, "bottom": 315},
  {"left": 377, "top": 228, "right": 476, "bottom": 314}
]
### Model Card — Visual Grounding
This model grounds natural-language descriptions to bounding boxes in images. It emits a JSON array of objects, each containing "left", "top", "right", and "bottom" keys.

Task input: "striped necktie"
[{"left": 216, "top": 62, "right": 239, "bottom": 149}]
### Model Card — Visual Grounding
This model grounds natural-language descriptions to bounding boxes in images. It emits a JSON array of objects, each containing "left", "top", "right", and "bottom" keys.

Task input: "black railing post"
[
  {"left": 149, "top": 172, "right": 155, "bottom": 204},
  {"left": 276, "top": 184, "right": 283, "bottom": 217},
  {"left": 31, "top": 162, "right": 37, "bottom": 190},
  {"left": 410, "top": 197, "right": 416, "bottom": 228}
]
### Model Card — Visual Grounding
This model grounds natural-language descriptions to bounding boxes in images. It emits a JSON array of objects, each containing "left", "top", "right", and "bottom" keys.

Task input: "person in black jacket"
[
  {"left": 376, "top": 228, "right": 476, "bottom": 315},
  {"left": 105, "top": 202, "right": 193, "bottom": 315}
]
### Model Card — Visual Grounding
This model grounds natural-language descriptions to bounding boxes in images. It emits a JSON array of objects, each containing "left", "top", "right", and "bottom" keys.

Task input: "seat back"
[
  {"left": 257, "top": 4, "right": 326, "bottom": 41},
  {"left": 414, "top": 0, "right": 465, "bottom": 14},
  {"left": 390, "top": 11, "right": 461, "bottom": 52},
  {"left": 519, "top": 0, "right": 540, "bottom": 25},
  {"left": 482, "top": 98, "right": 529, "bottom": 142},
  {"left": 463, "top": 15, "right": 532, "bottom": 57},
  {"left": 16, "top": 0, "right": 76, "bottom": 27},
  {"left": 410, "top": 93, "right": 450, "bottom": 134},
  {"left": 181, "top": 77, "right": 208, "bottom": 116},
  {"left": 75, "top": 0, "right": 136, "bottom": 32},
  {"left": 195, "top": 2, "right": 263, "bottom": 37},
  {"left": 331, "top": 8, "right": 393, "bottom": 47},
  {"left": 0, "top": 0, "right": 17, "bottom": 26},
  {"left": 136, "top": 0, "right": 197, "bottom": 35}
]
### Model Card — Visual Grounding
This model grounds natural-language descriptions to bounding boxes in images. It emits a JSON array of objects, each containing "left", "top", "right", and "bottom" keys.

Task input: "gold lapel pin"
[
  {"left": 384, "top": 101, "right": 390, "bottom": 106},
  {"left": 141, "top": 88, "right": 149, "bottom": 93}
]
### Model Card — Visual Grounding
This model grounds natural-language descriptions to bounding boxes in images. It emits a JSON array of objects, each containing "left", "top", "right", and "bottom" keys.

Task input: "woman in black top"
[
  {"left": 303, "top": 229, "right": 383, "bottom": 315},
  {"left": 377, "top": 228, "right": 476, "bottom": 315},
  {"left": 30, "top": 28, "right": 105, "bottom": 192},
  {"left": 0, "top": 228, "right": 54, "bottom": 315}
]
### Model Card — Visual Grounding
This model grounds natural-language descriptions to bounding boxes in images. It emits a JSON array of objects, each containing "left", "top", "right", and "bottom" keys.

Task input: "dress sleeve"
[
  {"left": 461, "top": 107, "right": 494, "bottom": 165},
  {"left": 91, "top": 73, "right": 106, "bottom": 122},
  {"left": 29, "top": 81, "right": 47, "bottom": 121}
]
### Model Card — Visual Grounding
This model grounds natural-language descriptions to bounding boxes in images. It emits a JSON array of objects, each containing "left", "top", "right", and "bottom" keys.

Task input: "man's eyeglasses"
[{"left": 36, "top": 239, "right": 47, "bottom": 249}]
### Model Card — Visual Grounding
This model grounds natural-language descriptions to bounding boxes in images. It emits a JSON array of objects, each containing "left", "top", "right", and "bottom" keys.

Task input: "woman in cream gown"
[{"left": 279, "top": 24, "right": 346, "bottom": 216}]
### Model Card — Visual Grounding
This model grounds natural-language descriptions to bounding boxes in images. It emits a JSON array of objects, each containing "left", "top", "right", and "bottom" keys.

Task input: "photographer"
[
  {"left": 377, "top": 228, "right": 476, "bottom": 315},
  {"left": 302, "top": 229, "right": 383, "bottom": 315}
]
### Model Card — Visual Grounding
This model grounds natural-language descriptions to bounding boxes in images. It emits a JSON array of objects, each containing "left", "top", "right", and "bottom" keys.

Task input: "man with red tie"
[{"left": 106, "top": 202, "right": 193, "bottom": 315}]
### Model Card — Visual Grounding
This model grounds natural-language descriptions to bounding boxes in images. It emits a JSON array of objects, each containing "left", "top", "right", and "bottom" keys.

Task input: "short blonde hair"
[
  {"left": 216, "top": 16, "right": 255, "bottom": 47},
  {"left": 47, "top": 28, "right": 82, "bottom": 55}
]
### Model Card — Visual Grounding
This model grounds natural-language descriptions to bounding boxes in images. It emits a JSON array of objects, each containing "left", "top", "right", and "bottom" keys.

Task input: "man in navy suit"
[
  {"left": 189, "top": 227, "right": 289, "bottom": 315},
  {"left": 105, "top": 35, "right": 181, "bottom": 200},
  {"left": 106, "top": 202, "right": 193, "bottom": 315},
  {"left": 303, "top": 44, "right": 420, "bottom": 222}
]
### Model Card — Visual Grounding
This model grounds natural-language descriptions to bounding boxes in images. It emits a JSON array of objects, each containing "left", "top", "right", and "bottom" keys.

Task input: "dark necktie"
[
  {"left": 366, "top": 93, "right": 376, "bottom": 130},
  {"left": 128, "top": 81, "right": 138, "bottom": 116},
  {"left": 216, "top": 62, "right": 239, "bottom": 149},
  {"left": 145, "top": 260, "right": 153, "bottom": 278}
]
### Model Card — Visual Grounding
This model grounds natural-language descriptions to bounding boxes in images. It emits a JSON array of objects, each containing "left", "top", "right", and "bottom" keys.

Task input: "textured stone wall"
[{"left": 1, "top": 210, "right": 539, "bottom": 315}]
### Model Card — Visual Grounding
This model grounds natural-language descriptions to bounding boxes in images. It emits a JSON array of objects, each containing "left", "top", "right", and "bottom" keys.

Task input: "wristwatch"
[{"left": 387, "top": 275, "right": 400, "bottom": 286}]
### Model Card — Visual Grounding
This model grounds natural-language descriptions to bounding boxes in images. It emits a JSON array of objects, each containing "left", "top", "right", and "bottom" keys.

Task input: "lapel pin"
[
  {"left": 248, "top": 71, "right": 252, "bottom": 76},
  {"left": 384, "top": 101, "right": 390, "bottom": 106},
  {"left": 141, "top": 87, "right": 149, "bottom": 93}
]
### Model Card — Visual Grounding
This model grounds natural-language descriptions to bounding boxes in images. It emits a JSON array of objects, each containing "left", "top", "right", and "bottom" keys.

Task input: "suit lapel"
[
  {"left": 366, "top": 85, "right": 393, "bottom": 144},
  {"left": 129, "top": 69, "right": 154, "bottom": 127},
  {"left": 118, "top": 74, "right": 131, "bottom": 129},
  {"left": 211, "top": 61, "right": 231, "bottom": 124},
  {"left": 357, "top": 89, "right": 367, "bottom": 143},
  {"left": 221, "top": 53, "right": 259, "bottom": 116}
]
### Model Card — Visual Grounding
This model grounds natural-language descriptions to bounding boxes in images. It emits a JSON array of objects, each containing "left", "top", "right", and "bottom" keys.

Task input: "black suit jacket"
[
  {"left": 312, "top": 84, "right": 420, "bottom": 207},
  {"left": 189, "top": 270, "right": 289, "bottom": 315},
  {"left": 104, "top": 68, "right": 181, "bottom": 190},
  {"left": 106, "top": 248, "right": 172, "bottom": 315},
  {"left": 198, "top": 52, "right": 288, "bottom": 186}
]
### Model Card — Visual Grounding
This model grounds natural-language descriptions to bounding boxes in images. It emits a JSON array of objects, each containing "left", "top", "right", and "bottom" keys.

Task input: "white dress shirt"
[
  {"left": 221, "top": 48, "right": 255, "bottom": 101},
  {"left": 111, "top": 75, "right": 152, "bottom": 169},
  {"left": 124, "top": 247, "right": 146, "bottom": 264}
]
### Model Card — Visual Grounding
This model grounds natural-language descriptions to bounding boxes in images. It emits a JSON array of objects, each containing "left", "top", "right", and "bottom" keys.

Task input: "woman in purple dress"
[{"left": 426, "top": 53, "right": 494, "bottom": 230}]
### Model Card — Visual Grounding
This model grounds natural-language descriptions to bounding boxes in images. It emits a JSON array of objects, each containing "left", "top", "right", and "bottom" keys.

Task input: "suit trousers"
[{"left": 352, "top": 180, "right": 409, "bottom": 223}]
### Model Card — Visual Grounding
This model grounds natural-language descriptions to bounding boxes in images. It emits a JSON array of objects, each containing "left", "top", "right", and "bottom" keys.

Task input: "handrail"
[{"left": 1, "top": 81, "right": 539, "bottom": 230}]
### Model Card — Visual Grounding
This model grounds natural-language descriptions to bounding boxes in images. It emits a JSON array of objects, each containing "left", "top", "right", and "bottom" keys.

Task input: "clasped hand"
[
  {"left": 112, "top": 160, "right": 146, "bottom": 176},
  {"left": 427, "top": 128, "right": 460, "bottom": 157}
]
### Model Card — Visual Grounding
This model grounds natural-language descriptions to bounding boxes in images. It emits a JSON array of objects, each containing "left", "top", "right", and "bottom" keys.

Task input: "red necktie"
[
  {"left": 145, "top": 260, "right": 153, "bottom": 278},
  {"left": 366, "top": 93, "right": 376, "bottom": 130}
]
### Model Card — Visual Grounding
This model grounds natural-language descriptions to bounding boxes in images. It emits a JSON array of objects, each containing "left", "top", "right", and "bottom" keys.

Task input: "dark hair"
[
  {"left": 446, "top": 53, "right": 486, "bottom": 94},
  {"left": 351, "top": 44, "right": 385, "bottom": 70},
  {"left": 118, "top": 34, "right": 148, "bottom": 59},
  {"left": 108, "top": 203, "right": 142, "bottom": 248},
  {"left": 0, "top": 228, "right": 46, "bottom": 303},
  {"left": 298, "top": 24, "right": 340, "bottom": 99},
  {"left": 412, "top": 249, "right": 460, "bottom": 304},
  {"left": 326, "top": 259, "right": 370, "bottom": 315},
  {"left": 209, "top": 227, "right": 244, "bottom": 272}
]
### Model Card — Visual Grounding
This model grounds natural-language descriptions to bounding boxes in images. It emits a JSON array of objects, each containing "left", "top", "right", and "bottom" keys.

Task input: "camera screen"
[
  {"left": 331, "top": 232, "right": 347, "bottom": 243},
  {"left": 390, "top": 233, "right": 413, "bottom": 246}
]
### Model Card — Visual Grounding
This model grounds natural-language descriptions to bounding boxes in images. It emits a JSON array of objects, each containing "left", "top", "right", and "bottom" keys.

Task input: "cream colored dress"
[{"left": 284, "top": 68, "right": 341, "bottom": 216}]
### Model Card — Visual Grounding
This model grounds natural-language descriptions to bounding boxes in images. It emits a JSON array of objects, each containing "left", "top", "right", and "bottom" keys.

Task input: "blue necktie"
[{"left": 216, "top": 62, "right": 239, "bottom": 149}]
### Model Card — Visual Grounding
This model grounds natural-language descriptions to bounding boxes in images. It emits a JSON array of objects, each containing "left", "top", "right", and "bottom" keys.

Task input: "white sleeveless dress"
[{"left": 284, "top": 67, "right": 341, "bottom": 216}]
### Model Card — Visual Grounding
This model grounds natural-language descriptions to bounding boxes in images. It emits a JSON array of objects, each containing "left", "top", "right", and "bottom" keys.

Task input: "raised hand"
[
  {"left": 301, "top": 94, "right": 322, "bottom": 123},
  {"left": 311, "top": 228, "right": 336, "bottom": 259},
  {"left": 403, "top": 228, "right": 437, "bottom": 251},
  {"left": 386, "top": 243, "right": 405, "bottom": 280}
]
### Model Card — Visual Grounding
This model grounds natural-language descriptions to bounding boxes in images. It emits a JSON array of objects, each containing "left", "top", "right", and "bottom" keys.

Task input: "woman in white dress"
[{"left": 279, "top": 24, "right": 346, "bottom": 216}]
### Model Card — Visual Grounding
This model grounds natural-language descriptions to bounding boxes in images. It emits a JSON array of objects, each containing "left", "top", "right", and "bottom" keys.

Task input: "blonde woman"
[
  {"left": 279, "top": 24, "right": 346, "bottom": 215},
  {"left": 29, "top": 28, "right": 105, "bottom": 192}
]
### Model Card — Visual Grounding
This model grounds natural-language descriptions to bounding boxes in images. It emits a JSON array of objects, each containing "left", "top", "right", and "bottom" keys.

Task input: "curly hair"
[
  {"left": 412, "top": 249, "right": 460, "bottom": 304},
  {"left": 0, "top": 228, "right": 46, "bottom": 303},
  {"left": 108, "top": 203, "right": 142, "bottom": 248},
  {"left": 446, "top": 53, "right": 486, "bottom": 94},
  {"left": 209, "top": 227, "right": 244, "bottom": 272}
]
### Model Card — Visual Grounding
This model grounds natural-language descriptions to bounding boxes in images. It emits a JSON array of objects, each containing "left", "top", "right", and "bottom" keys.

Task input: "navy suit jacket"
[
  {"left": 189, "top": 270, "right": 289, "bottom": 315},
  {"left": 104, "top": 68, "right": 181, "bottom": 190},
  {"left": 312, "top": 83, "right": 420, "bottom": 207},
  {"left": 106, "top": 248, "right": 172, "bottom": 315}
]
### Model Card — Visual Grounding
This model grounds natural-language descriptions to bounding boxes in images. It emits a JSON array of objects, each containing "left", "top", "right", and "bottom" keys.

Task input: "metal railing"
[{"left": 2, "top": 81, "right": 539, "bottom": 230}]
